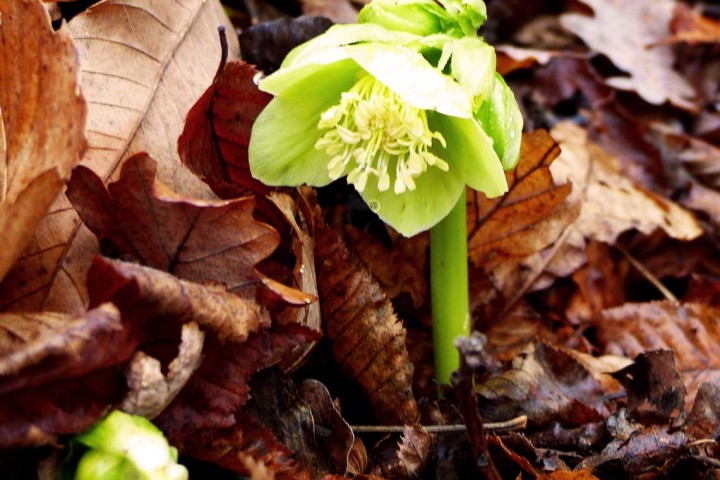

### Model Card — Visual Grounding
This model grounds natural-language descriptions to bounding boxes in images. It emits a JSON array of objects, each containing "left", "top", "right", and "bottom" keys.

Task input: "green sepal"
[
  {"left": 250, "top": 59, "right": 360, "bottom": 187},
  {"left": 359, "top": 159, "right": 466, "bottom": 236},
  {"left": 450, "top": 37, "right": 496, "bottom": 101},
  {"left": 75, "top": 451, "right": 139, "bottom": 480},
  {"left": 357, "top": 0, "right": 447, "bottom": 36},
  {"left": 474, "top": 73, "right": 523, "bottom": 170},
  {"left": 438, "top": 0, "right": 488, "bottom": 35},
  {"left": 428, "top": 112, "right": 507, "bottom": 197}
]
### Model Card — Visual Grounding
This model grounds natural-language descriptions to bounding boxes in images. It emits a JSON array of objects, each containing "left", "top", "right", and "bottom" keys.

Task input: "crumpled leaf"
[
  {"left": 475, "top": 342, "right": 618, "bottom": 427},
  {"left": 659, "top": 129, "right": 720, "bottom": 190},
  {"left": 178, "top": 61, "right": 272, "bottom": 198},
  {"left": 686, "top": 380, "right": 720, "bottom": 440},
  {"left": 561, "top": 0, "right": 697, "bottom": 110},
  {"left": 395, "top": 426, "right": 434, "bottom": 479},
  {"left": 345, "top": 226, "right": 429, "bottom": 308},
  {"left": 300, "top": 0, "right": 357, "bottom": 24},
  {"left": 0, "top": 304, "right": 133, "bottom": 446},
  {"left": 502, "top": 122, "right": 702, "bottom": 291},
  {"left": 239, "top": 16, "right": 334, "bottom": 74},
  {"left": 67, "top": 153, "right": 279, "bottom": 300},
  {"left": 610, "top": 350, "right": 686, "bottom": 419},
  {"left": 120, "top": 322, "right": 205, "bottom": 419},
  {"left": 467, "top": 130, "right": 576, "bottom": 269},
  {"left": 314, "top": 221, "right": 419, "bottom": 425},
  {"left": 0, "top": 0, "right": 238, "bottom": 312},
  {"left": 298, "top": 379, "right": 354, "bottom": 475},
  {"left": 0, "top": 0, "right": 86, "bottom": 284},
  {"left": 597, "top": 301, "right": 720, "bottom": 410},
  {"left": 88, "top": 256, "right": 270, "bottom": 344}
]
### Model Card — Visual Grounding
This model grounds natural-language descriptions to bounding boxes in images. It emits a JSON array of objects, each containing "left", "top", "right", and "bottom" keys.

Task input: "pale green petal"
[
  {"left": 346, "top": 43, "right": 473, "bottom": 118},
  {"left": 250, "top": 59, "right": 361, "bottom": 187},
  {"left": 359, "top": 161, "right": 465, "bottom": 236},
  {"left": 282, "top": 23, "right": 421, "bottom": 69},
  {"left": 475, "top": 73, "right": 523, "bottom": 170},
  {"left": 450, "top": 37, "right": 496, "bottom": 101},
  {"left": 428, "top": 112, "right": 507, "bottom": 197},
  {"left": 357, "top": 0, "right": 446, "bottom": 36}
]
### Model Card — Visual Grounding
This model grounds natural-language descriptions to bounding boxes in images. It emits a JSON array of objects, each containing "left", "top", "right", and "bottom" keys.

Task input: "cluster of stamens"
[{"left": 314, "top": 74, "right": 448, "bottom": 194}]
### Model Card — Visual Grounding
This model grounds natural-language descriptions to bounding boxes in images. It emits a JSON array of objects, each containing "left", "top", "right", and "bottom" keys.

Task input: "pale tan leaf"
[
  {"left": 561, "top": 0, "right": 697, "bottom": 110},
  {"left": 597, "top": 301, "right": 720, "bottom": 409},
  {"left": 0, "top": 0, "right": 86, "bottom": 284},
  {"left": 0, "top": 0, "right": 238, "bottom": 312},
  {"left": 121, "top": 322, "right": 205, "bottom": 419}
]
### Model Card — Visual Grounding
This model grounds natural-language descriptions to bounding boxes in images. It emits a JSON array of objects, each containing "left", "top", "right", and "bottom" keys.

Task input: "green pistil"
[{"left": 315, "top": 74, "right": 448, "bottom": 194}]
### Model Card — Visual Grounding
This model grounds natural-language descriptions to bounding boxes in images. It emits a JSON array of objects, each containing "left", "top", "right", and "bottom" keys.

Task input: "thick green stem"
[{"left": 430, "top": 189, "right": 469, "bottom": 387}]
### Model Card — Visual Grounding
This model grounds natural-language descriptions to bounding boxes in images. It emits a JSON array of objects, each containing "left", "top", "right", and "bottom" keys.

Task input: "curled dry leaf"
[
  {"left": 467, "top": 129, "right": 576, "bottom": 269},
  {"left": 686, "top": 381, "right": 720, "bottom": 440},
  {"left": 67, "top": 153, "right": 280, "bottom": 300},
  {"left": 475, "top": 342, "right": 613, "bottom": 427},
  {"left": 597, "top": 301, "right": 720, "bottom": 410},
  {"left": 120, "top": 322, "right": 205, "bottom": 419},
  {"left": 298, "top": 379, "right": 354, "bottom": 475},
  {"left": 0, "top": 0, "right": 237, "bottom": 312},
  {"left": 0, "top": 0, "right": 86, "bottom": 284},
  {"left": 88, "top": 256, "right": 270, "bottom": 343},
  {"left": 179, "top": 61, "right": 272, "bottom": 198},
  {"left": 0, "top": 304, "right": 133, "bottom": 446},
  {"left": 560, "top": 0, "right": 697, "bottom": 110},
  {"left": 314, "top": 222, "right": 419, "bottom": 425},
  {"left": 300, "top": 0, "right": 358, "bottom": 24},
  {"left": 667, "top": 3, "right": 720, "bottom": 45}
]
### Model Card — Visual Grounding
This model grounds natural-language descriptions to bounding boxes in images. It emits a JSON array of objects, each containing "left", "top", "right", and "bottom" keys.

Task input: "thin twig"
[
  {"left": 616, "top": 245, "right": 679, "bottom": 304},
  {"left": 350, "top": 415, "right": 527, "bottom": 434}
]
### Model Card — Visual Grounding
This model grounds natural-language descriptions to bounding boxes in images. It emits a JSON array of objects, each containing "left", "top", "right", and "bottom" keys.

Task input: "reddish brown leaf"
[
  {"left": 0, "top": 0, "right": 86, "bottom": 283},
  {"left": 178, "top": 61, "right": 272, "bottom": 198},
  {"left": 468, "top": 130, "right": 576, "bottom": 269},
  {"left": 314, "top": 222, "right": 419, "bottom": 425},
  {"left": 0, "top": 304, "right": 134, "bottom": 446},
  {"left": 538, "top": 470, "right": 600, "bottom": 480},
  {"left": 597, "top": 301, "right": 720, "bottom": 410},
  {"left": 667, "top": 3, "right": 720, "bottom": 45},
  {"left": 67, "top": 153, "right": 279, "bottom": 299},
  {"left": 687, "top": 381, "right": 720, "bottom": 441},
  {"left": 88, "top": 257, "right": 270, "bottom": 343},
  {"left": 611, "top": 350, "right": 686, "bottom": 419}
]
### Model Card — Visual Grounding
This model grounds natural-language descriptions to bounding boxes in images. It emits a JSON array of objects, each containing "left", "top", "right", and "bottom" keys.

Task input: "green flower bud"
[
  {"left": 358, "top": 0, "right": 447, "bottom": 36},
  {"left": 62, "top": 411, "right": 188, "bottom": 480}
]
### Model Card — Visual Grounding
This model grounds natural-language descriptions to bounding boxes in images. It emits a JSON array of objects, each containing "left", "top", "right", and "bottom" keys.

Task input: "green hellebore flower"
[{"left": 62, "top": 411, "right": 187, "bottom": 480}]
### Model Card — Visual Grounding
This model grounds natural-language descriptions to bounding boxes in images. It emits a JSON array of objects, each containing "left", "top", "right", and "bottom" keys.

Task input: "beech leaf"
[
  {"left": 0, "top": 0, "right": 238, "bottom": 312},
  {"left": 314, "top": 222, "right": 419, "bottom": 425},
  {"left": 67, "top": 153, "right": 280, "bottom": 299},
  {"left": 0, "top": 0, "right": 86, "bottom": 284}
]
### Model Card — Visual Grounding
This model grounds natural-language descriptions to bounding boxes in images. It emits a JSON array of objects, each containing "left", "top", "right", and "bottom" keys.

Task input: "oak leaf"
[
  {"left": 314, "top": 222, "right": 419, "bottom": 425},
  {"left": 597, "top": 301, "right": 720, "bottom": 410},
  {"left": 561, "top": 0, "right": 697, "bottom": 110},
  {"left": 467, "top": 129, "right": 576, "bottom": 269},
  {"left": 0, "top": 0, "right": 238, "bottom": 312},
  {"left": 0, "top": 0, "right": 86, "bottom": 284},
  {"left": 67, "top": 153, "right": 280, "bottom": 300}
]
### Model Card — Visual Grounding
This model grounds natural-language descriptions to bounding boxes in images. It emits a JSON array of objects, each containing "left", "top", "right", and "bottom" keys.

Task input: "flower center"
[{"left": 314, "top": 74, "right": 448, "bottom": 194}]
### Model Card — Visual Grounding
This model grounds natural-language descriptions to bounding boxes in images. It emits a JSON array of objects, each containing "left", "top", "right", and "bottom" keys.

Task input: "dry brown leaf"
[
  {"left": 88, "top": 256, "right": 270, "bottom": 343},
  {"left": 120, "top": 322, "right": 205, "bottom": 419},
  {"left": 504, "top": 122, "right": 702, "bottom": 290},
  {"left": 67, "top": 153, "right": 280, "bottom": 301},
  {"left": 0, "top": 304, "right": 134, "bottom": 446},
  {"left": 667, "top": 3, "right": 720, "bottom": 45},
  {"left": 0, "top": 0, "right": 86, "bottom": 284},
  {"left": 314, "top": 222, "right": 419, "bottom": 425},
  {"left": 467, "top": 129, "right": 576, "bottom": 269},
  {"left": 538, "top": 470, "right": 600, "bottom": 480},
  {"left": 0, "top": 0, "right": 238, "bottom": 312},
  {"left": 345, "top": 226, "right": 429, "bottom": 308},
  {"left": 560, "top": 0, "right": 697, "bottom": 110},
  {"left": 597, "top": 301, "right": 720, "bottom": 410}
]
